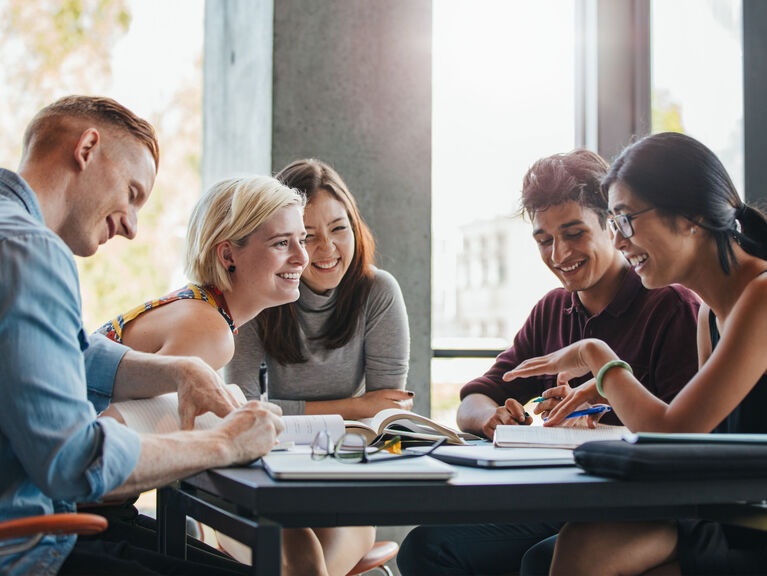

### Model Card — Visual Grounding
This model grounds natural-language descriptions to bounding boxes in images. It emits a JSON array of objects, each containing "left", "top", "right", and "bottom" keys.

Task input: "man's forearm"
[
  {"left": 106, "top": 429, "right": 230, "bottom": 499},
  {"left": 111, "top": 351, "right": 187, "bottom": 401},
  {"left": 456, "top": 394, "right": 500, "bottom": 435},
  {"left": 106, "top": 402, "right": 282, "bottom": 499}
]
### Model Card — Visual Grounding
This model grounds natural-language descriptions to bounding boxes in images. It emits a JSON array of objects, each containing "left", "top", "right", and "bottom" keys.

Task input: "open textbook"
[
  {"left": 494, "top": 424, "right": 628, "bottom": 449},
  {"left": 109, "top": 385, "right": 345, "bottom": 446},
  {"left": 346, "top": 408, "right": 477, "bottom": 446},
  {"left": 109, "top": 387, "right": 473, "bottom": 447}
]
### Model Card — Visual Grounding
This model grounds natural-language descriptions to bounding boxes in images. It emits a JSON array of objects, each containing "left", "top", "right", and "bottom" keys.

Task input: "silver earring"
[{"left": 690, "top": 227, "right": 696, "bottom": 234}]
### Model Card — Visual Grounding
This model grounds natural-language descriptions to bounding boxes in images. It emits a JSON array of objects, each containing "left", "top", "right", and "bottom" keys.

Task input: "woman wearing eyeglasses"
[{"left": 507, "top": 132, "right": 767, "bottom": 576}]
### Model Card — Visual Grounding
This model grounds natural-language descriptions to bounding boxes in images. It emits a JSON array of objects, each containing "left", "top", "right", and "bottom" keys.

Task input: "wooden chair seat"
[{"left": 346, "top": 540, "right": 398, "bottom": 576}]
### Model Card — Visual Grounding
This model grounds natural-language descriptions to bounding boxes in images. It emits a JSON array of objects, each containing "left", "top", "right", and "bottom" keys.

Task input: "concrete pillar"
[
  {"left": 744, "top": 0, "right": 767, "bottom": 204},
  {"left": 202, "top": 0, "right": 274, "bottom": 189},
  {"left": 204, "top": 0, "right": 433, "bottom": 416},
  {"left": 204, "top": 3, "right": 432, "bottom": 567},
  {"left": 270, "top": 0, "right": 432, "bottom": 415}
]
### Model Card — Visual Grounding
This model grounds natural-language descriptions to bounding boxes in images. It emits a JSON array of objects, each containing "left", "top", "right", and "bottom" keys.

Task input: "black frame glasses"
[
  {"left": 607, "top": 206, "right": 654, "bottom": 239},
  {"left": 311, "top": 431, "right": 447, "bottom": 464}
]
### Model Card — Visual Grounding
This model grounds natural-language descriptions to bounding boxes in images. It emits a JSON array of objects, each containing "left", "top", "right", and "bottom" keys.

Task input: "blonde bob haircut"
[{"left": 184, "top": 175, "right": 305, "bottom": 291}]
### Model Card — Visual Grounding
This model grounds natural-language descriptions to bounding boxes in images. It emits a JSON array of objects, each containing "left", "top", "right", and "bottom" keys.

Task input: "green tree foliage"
[
  {"left": 80, "top": 80, "right": 202, "bottom": 331},
  {"left": 0, "top": 0, "right": 130, "bottom": 160},
  {"left": 651, "top": 88, "right": 685, "bottom": 134},
  {"left": 0, "top": 0, "right": 202, "bottom": 331}
]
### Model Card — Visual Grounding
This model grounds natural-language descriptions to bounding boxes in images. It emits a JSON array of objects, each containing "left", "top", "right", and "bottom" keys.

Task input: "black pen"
[{"left": 258, "top": 362, "right": 269, "bottom": 402}]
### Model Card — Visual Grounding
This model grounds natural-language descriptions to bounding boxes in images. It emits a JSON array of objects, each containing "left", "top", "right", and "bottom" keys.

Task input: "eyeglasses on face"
[
  {"left": 310, "top": 431, "right": 446, "bottom": 464},
  {"left": 607, "top": 206, "right": 655, "bottom": 239}
]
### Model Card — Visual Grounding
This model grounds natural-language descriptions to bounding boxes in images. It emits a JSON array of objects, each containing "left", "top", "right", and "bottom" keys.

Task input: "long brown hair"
[{"left": 258, "top": 159, "right": 376, "bottom": 363}]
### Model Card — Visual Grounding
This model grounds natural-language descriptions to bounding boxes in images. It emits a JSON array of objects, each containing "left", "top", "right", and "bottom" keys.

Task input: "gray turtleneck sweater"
[{"left": 224, "top": 267, "right": 410, "bottom": 414}]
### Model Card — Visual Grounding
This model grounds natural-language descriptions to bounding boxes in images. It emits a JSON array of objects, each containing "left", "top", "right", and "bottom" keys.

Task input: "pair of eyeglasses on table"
[{"left": 310, "top": 431, "right": 447, "bottom": 464}]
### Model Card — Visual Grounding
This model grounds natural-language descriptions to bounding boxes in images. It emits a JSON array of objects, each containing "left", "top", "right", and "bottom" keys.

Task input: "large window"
[
  {"left": 0, "top": 0, "right": 204, "bottom": 526},
  {"left": 651, "top": 0, "right": 743, "bottom": 193},
  {"left": 431, "top": 0, "right": 576, "bottom": 426},
  {"left": 0, "top": 0, "right": 204, "bottom": 330}
]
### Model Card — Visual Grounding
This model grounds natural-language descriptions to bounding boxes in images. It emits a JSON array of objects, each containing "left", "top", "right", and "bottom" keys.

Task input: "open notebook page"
[
  {"left": 494, "top": 425, "right": 628, "bottom": 449},
  {"left": 112, "top": 385, "right": 344, "bottom": 445}
]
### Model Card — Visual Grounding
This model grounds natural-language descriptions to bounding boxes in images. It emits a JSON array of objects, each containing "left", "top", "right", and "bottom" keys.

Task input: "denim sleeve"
[
  {"left": 0, "top": 233, "right": 140, "bottom": 501},
  {"left": 84, "top": 333, "right": 129, "bottom": 413}
]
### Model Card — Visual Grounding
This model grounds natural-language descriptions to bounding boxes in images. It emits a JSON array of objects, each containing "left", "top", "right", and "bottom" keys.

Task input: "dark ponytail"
[{"left": 733, "top": 204, "right": 767, "bottom": 262}]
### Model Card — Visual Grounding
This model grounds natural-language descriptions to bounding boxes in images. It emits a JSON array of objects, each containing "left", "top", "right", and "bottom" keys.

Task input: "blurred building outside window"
[{"left": 431, "top": 0, "right": 574, "bottom": 427}]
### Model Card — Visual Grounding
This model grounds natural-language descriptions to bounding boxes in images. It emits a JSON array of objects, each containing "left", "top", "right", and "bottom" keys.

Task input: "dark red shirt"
[{"left": 460, "top": 268, "right": 700, "bottom": 425}]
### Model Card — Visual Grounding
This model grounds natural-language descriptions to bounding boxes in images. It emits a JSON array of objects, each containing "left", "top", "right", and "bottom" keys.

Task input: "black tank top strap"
[
  {"left": 709, "top": 275, "right": 767, "bottom": 434},
  {"left": 708, "top": 308, "right": 720, "bottom": 350}
]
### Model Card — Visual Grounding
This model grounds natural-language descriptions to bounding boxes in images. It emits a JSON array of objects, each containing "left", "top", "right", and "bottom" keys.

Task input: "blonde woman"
[
  {"left": 225, "top": 159, "right": 410, "bottom": 575},
  {"left": 98, "top": 175, "right": 308, "bottom": 370},
  {"left": 99, "top": 175, "right": 347, "bottom": 576}
]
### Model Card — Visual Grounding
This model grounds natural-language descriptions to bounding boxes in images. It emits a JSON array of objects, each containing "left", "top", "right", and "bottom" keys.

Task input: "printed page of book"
[
  {"left": 280, "top": 414, "right": 345, "bottom": 445},
  {"left": 360, "top": 409, "right": 462, "bottom": 439},
  {"left": 494, "top": 425, "right": 628, "bottom": 449},
  {"left": 343, "top": 421, "right": 379, "bottom": 445},
  {"left": 113, "top": 385, "right": 344, "bottom": 445},
  {"left": 113, "top": 387, "right": 247, "bottom": 433}
]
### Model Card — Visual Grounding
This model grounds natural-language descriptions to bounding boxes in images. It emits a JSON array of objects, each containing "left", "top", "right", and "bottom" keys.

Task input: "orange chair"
[
  {"left": 346, "top": 540, "right": 398, "bottom": 576},
  {"left": 0, "top": 513, "right": 108, "bottom": 557}
]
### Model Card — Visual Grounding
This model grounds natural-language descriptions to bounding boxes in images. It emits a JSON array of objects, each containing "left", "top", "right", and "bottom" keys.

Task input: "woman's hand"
[
  {"left": 530, "top": 381, "right": 601, "bottom": 428},
  {"left": 352, "top": 389, "right": 414, "bottom": 418},
  {"left": 544, "top": 378, "right": 607, "bottom": 427},
  {"left": 503, "top": 340, "right": 599, "bottom": 385},
  {"left": 531, "top": 382, "right": 573, "bottom": 421}
]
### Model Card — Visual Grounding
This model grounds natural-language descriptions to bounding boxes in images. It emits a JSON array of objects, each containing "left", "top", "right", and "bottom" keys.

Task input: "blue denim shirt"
[{"left": 0, "top": 169, "right": 141, "bottom": 575}]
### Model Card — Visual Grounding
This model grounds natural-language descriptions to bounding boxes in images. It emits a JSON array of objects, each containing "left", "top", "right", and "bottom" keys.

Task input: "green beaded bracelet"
[{"left": 595, "top": 360, "right": 632, "bottom": 398}]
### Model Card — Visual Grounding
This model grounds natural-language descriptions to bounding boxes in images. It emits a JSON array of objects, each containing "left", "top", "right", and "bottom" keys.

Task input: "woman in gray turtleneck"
[{"left": 224, "top": 158, "right": 411, "bottom": 576}]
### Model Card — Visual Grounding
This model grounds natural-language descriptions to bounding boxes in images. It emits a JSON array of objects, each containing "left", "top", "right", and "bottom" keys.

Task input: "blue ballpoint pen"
[{"left": 563, "top": 405, "right": 612, "bottom": 420}]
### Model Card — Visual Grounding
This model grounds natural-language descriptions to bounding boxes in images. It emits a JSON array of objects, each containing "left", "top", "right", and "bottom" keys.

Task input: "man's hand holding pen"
[{"left": 480, "top": 398, "right": 533, "bottom": 439}]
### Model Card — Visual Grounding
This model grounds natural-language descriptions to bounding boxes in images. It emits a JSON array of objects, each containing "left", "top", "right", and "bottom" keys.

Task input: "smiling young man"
[
  {"left": 0, "top": 96, "right": 283, "bottom": 576},
  {"left": 397, "top": 149, "right": 701, "bottom": 576}
]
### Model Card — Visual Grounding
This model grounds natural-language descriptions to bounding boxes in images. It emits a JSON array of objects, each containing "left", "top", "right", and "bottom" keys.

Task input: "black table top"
[{"left": 178, "top": 460, "right": 767, "bottom": 528}]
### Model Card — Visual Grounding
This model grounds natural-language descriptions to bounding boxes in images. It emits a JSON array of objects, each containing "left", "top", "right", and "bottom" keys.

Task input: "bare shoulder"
[
  {"left": 164, "top": 302, "right": 235, "bottom": 367},
  {"left": 725, "top": 273, "right": 767, "bottom": 338},
  {"left": 124, "top": 299, "right": 234, "bottom": 369},
  {"left": 737, "top": 272, "right": 767, "bottom": 312},
  {"left": 169, "top": 300, "right": 232, "bottom": 334}
]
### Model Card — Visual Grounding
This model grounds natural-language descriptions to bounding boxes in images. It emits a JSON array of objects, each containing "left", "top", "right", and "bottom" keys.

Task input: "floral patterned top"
[{"left": 96, "top": 283, "right": 236, "bottom": 343}]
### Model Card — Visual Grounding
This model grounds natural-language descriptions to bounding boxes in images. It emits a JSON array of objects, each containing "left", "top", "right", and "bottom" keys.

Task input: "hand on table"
[{"left": 353, "top": 388, "right": 414, "bottom": 417}]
